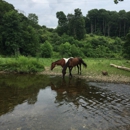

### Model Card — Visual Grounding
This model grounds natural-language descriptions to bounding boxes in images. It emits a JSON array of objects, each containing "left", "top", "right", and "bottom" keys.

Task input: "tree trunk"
[
  {"left": 124, "top": 21, "right": 126, "bottom": 36},
  {"left": 110, "top": 64, "right": 130, "bottom": 71},
  {"left": 119, "top": 23, "right": 121, "bottom": 37},
  {"left": 91, "top": 23, "right": 93, "bottom": 34},
  {"left": 107, "top": 24, "right": 111, "bottom": 37},
  {"left": 95, "top": 19, "right": 96, "bottom": 33}
]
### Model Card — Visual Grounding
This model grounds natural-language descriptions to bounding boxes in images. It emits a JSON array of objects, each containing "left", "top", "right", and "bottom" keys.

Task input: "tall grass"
[{"left": 0, "top": 56, "right": 44, "bottom": 73}]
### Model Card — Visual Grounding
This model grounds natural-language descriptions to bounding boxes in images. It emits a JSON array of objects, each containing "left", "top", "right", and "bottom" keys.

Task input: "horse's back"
[{"left": 67, "top": 57, "right": 79, "bottom": 66}]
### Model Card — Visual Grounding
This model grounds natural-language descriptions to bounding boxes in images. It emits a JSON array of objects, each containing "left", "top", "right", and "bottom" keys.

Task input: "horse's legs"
[
  {"left": 80, "top": 64, "right": 81, "bottom": 74},
  {"left": 77, "top": 65, "right": 79, "bottom": 74},
  {"left": 77, "top": 64, "right": 81, "bottom": 75},
  {"left": 69, "top": 67, "right": 73, "bottom": 78},
  {"left": 62, "top": 69, "right": 66, "bottom": 79}
]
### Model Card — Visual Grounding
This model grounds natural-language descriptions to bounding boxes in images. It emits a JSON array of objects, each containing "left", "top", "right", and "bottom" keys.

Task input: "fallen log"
[{"left": 110, "top": 64, "right": 130, "bottom": 71}]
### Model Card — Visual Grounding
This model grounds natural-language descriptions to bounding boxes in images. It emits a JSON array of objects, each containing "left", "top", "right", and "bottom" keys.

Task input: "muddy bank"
[{"left": 39, "top": 67, "right": 130, "bottom": 84}]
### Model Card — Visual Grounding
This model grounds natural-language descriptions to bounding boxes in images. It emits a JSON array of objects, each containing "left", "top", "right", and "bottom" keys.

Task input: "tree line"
[
  {"left": 0, "top": 0, "right": 130, "bottom": 59},
  {"left": 56, "top": 8, "right": 130, "bottom": 38}
]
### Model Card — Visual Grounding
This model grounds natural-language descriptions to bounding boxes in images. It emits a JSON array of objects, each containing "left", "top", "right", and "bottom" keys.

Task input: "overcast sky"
[{"left": 5, "top": 0, "right": 130, "bottom": 28}]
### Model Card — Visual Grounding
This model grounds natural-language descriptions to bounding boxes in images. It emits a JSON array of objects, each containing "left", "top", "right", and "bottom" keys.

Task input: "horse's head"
[{"left": 50, "top": 62, "right": 55, "bottom": 70}]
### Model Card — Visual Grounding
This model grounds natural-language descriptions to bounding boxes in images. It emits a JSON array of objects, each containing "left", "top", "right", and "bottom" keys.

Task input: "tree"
[
  {"left": 28, "top": 13, "right": 38, "bottom": 28},
  {"left": 0, "top": 0, "right": 16, "bottom": 55},
  {"left": 59, "top": 42, "right": 71, "bottom": 57},
  {"left": 28, "top": 13, "right": 38, "bottom": 24},
  {"left": 56, "top": 11, "right": 68, "bottom": 35},
  {"left": 49, "top": 33, "right": 61, "bottom": 51},
  {"left": 1, "top": 10, "right": 22, "bottom": 55},
  {"left": 85, "top": 9, "right": 130, "bottom": 37},
  {"left": 118, "top": 10, "right": 127, "bottom": 36},
  {"left": 18, "top": 25, "right": 39, "bottom": 56},
  {"left": 123, "top": 31, "right": 130, "bottom": 59},
  {"left": 107, "top": 11, "right": 119, "bottom": 36},
  {"left": 114, "top": 0, "right": 124, "bottom": 4},
  {"left": 70, "top": 44, "right": 82, "bottom": 57},
  {"left": 40, "top": 41, "right": 53, "bottom": 58},
  {"left": 97, "top": 9, "right": 109, "bottom": 36},
  {"left": 87, "top": 9, "right": 98, "bottom": 34},
  {"left": 68, "top": 8, "right": 86, "bottom": 40}
]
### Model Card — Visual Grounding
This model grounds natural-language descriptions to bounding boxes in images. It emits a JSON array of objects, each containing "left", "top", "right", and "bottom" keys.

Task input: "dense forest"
[{"left": 0, "top": 0, "right": 130, "bottom": 59}]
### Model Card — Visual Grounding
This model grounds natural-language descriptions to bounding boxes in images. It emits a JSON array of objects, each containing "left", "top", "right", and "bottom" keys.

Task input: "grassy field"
[
  {"left": 40, "top": 58, "right": 130, "bottom": 77},
  {"left": 40, "top": 58, "right": 130, "bottom": 84}
]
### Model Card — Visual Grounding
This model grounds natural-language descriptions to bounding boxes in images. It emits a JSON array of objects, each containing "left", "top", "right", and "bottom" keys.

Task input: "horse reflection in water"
[
  {"left": 50, "top": 78, "right": 105, "bottom": 108},
  {"left": 62, "top": 57, "right": 87, "bottom": 79},
  {"left": 50, "top": 79, "right": 83, "bottom": 108}
]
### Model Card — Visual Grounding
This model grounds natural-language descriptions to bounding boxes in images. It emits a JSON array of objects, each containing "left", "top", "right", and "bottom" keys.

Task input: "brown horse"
[
  {"left": 50, "top": 58, "right": 73, "bottom": 70},
  {"left": 62, "top": 57, "right": 87, "bottom": 79}
]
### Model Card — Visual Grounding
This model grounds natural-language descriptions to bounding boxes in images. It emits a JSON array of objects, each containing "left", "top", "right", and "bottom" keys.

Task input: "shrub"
[{"left": 0, "top": 56, "right": 44, "bottom": 73}]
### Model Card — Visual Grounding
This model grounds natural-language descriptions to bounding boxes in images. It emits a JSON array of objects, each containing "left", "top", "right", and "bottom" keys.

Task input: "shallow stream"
[{"left": 0, "top": 74, "right": 130, "bottom": 130}]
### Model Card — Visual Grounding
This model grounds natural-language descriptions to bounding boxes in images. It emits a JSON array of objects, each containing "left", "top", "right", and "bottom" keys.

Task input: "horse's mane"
[{"left": 53, "top": 58, "right": 63, "bottom": 63}]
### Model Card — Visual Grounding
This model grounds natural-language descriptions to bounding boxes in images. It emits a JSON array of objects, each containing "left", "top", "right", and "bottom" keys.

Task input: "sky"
[{"left": 5, "top": 0, "right": 130, "bottom": 28}]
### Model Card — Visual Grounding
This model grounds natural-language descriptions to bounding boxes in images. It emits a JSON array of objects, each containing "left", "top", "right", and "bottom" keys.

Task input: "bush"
[
  {"left": 0, "top": 56, "right": 44, "bottom": 73},
  {"left": 40, "top": 41, "right": 53, "bottom": 58}
]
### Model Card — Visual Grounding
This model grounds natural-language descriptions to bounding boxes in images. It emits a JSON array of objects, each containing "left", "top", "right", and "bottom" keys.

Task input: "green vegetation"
[
  {"left": 42, "top": 58, "right": 130, "bottom": 77},
  {"left": 0, "top": 57, "right": 129, "bottom": 80},
  {"left": 0, "top": 0, "right": 129, "bottom": 75},
  {"left": 84, "top": 58, "right": 130, "bottom": 77},
  {"left": 0, "top": 56, "right": 44, "bottom": 73},
  {"left": 0, "top": 0, "right": 130, "bottom": 59}
]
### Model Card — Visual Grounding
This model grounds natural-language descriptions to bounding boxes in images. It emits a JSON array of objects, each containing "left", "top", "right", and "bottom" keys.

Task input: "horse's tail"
[{"left": 80, "top": 58, "right": 87, "bottom": 68}]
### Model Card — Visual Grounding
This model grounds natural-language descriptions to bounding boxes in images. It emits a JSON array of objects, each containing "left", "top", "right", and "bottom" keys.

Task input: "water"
[{"left": 0, "top": 74, "right": 130, "bottom": 130}]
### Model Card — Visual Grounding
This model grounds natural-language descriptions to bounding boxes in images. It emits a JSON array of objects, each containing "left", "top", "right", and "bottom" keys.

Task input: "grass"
[
  {"left": 0, "top": 56, "right": 44, "bottom": 73},
  {"left": 39, "top": 58, "right": 130, "bottom": 77},
  {"left": 84, "top": 58, "right": 130, "bottom": 76}
]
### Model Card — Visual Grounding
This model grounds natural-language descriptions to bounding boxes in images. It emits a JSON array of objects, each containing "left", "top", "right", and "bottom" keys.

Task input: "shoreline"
[
  {"left": 40, "top": 67, "right": 130, "bottom": 85},
  {"left": 0, "top": 68, "right": 130, "bottom": 85}
]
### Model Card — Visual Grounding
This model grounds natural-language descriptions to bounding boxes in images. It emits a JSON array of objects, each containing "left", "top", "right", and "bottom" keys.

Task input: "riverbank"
[
  {"left": 39, "top": 67, "right": 130, "bottom": 84},
  {"left": 0, "top": 57, "right": 130, "bottom": 84}
]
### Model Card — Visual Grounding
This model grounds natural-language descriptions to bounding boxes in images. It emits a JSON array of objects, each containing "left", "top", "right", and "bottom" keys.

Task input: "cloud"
[{"left": 5, "top": 0, "right": 130, "bottom": 28}]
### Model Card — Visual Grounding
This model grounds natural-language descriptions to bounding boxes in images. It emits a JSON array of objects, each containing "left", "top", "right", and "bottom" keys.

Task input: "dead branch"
[{"left": 110, "top": 64, "right": 130, "bottom": 71}]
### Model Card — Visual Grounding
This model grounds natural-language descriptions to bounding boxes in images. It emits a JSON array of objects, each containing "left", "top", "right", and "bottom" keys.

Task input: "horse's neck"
[{"left": 55, "top": 60, "right": 64, "bottom": 66}]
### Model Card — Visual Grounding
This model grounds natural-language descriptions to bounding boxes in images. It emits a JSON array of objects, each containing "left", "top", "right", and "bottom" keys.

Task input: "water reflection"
[
  {"left": 50, "top": 78, "right": 108, "bottom": 109},
  {"left": 50, "top": 78, "right": 130, "bottom": 130},
  {"left": 0, "top": 74, "right": 130, "bottom": 130},
  {"left": 0, "top": 74, "right": 49, "bottom": 116}
]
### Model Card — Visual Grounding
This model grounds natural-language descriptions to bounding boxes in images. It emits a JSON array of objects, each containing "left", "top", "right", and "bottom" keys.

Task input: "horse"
[
  {"left": 62, "top": 57, "right": 87, "bottom": 79},
  {"left": 50, "top": 57, "right": 73, "bottom": 70}
]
